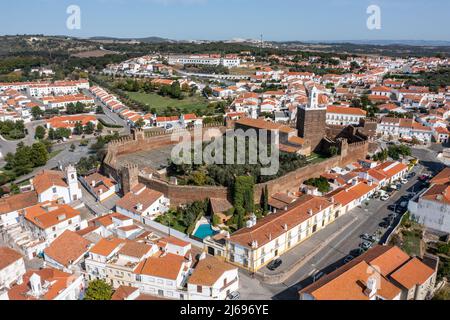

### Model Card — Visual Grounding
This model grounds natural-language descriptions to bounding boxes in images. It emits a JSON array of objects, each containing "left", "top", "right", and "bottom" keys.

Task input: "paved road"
[{"left": 240, "top": 161, "right": 430, "bottom": 300}]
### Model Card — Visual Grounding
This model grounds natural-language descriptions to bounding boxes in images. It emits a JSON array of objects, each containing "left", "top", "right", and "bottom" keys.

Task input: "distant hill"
[
  {"left": 89, "top": 36, "right": 173, "bottom": 43},
  {"left": 293, "top": 40, "right": 450, "bottom": 47}
]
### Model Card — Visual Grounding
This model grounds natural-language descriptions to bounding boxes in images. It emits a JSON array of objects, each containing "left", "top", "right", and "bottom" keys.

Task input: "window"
[
  {"left": 197, "top": 286, "right": 202, "bottom": 293},
  {"left": 52, "top": 187, "right": 57, "bottom": 193}
]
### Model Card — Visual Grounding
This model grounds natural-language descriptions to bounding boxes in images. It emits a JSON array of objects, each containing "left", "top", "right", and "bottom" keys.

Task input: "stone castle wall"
[{"left": 104, "top": 126, "right": 369, "bottom": 207}]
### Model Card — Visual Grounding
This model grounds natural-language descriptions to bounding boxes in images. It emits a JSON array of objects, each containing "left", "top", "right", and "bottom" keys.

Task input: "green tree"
[
  {"left": 134, "top": 118, "right": 145, "bottom": 129},
  {"left": 34, "top": 125, "right": 46, "bottom": 140},
  {"left": 260, "top": 185, "right": 269, "bottom": 215},
  {"left": 96, "top": 122, "right": 104, "bottom": 132},
  {"left": 73, "top": 122, "right": 84, "bottom": 135},
  {"left": 84, "top": 280, "right": 113, "bottom": 301},
  {"left": 31, "top": 106, "right": 44, "bottom": 120},
  {"left": 84, "top": 122, "right": 95, "bottom": 135},
  {"left": 30, "top": 142, "right": 49, "bottom": 167}
]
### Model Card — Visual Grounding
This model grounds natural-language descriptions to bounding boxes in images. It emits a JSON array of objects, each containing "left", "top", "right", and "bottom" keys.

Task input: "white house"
[
  {"left": 187, "top": 255, "right": 239, "bottom": 300},
  {"left": 0, "top": 247, "right": 26, "bottom": 290},
  {"left": 23, "top": 202, "right": 86, "bottom": 242},
  {"left": 80, "top": 173, "right": 119, "bottom": 202},
  {"left": 116, "top": 184, "right": 170, "bottom": 222},
  {"left": 5, "top": 268, "right": 85, "bottom": 300},
  {"left": 31, "top": 165, "right": 82, "bottom": 204},
  {"left": 409, "top": 168, "right": 450, "bottom": 234},
  {"left": 326, "top": 106, "right": 367, "bottom": 126},
  {"left": 0, "top": 191, "right": 38, "bottom": 228}
]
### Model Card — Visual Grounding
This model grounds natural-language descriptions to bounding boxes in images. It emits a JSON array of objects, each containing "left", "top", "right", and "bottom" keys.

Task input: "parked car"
[
  {"left": 381, "top": 194, "right": 390, "bottom": 201},
  {"left": 360, "top": 241, "right": 372, "bottom": 251},
  {"left": 227, "top": 291, "right": 240, "bottom": 300},
  {"left": 313, "top": 271, "right": 325, "bottom": 282},
  {"left": 361, "top": 234, "right": 371, "bottom": 241},
  {"left": 267, "top": 259, "right": 282, "bottom": 271},
  {"left": 343, "top": 255, "right": 354, "bottom": 264},
  {"left": 401, "top": 179, "right": 408, "bottom": 184},
  {"left": 400, "top": 201, "right": 408, "bottom": 208},
  {"left": 379, "top": 221, "right": 389, "bottom": 228}
]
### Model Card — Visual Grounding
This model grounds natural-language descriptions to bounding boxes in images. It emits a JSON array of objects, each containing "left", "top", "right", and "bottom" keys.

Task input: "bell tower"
[{"left": 296, "top": 86, "right": 327, "bottom": 152}]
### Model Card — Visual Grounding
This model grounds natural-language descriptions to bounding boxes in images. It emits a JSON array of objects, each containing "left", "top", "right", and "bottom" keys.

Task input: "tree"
[
  {"left": 34, "top": 126, "right": 46, "bottom": 140},
  {"left": 304, "top": 177, "right": 331, "bottom": 194},
  {"left": 73, "top": 122, "right": 83, "bottom": 135},
  {"left": 260, "top": 185, "right": 269, "bottom": 215},
  {"left": 31, "top": 106, "right": 44, "bottom": 120},
  {"left": 84, "top": 280, "right": 113, "bottom": 301},
  {"left": 202, "top": 86, "right": 213, "bottom": 97},
  {"left": 84, "top": 122, "right": 95, "bottom": 135},
  {"left": 96, "top": 105, "right": 104, "bottom": 114},
  {"left": 70, "top": 144, "right": 76, "bottom": 152},
  {"left": 30, "top": 142, "right": 49, "bottom": 167},
  {"left": 96, "top": 122, "right": 104, "bottom": 132},
  {"left": 134, "top": 118, "right": 145, "bottom": 129}
]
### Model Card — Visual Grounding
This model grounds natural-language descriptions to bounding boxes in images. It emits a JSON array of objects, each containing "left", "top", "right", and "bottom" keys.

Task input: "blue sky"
[{"left": 0, "top": 0, "right": 449, "bottom": 41}]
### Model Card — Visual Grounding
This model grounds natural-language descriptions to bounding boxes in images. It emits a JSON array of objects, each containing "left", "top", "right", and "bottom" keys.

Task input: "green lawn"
[{"left": 126, "top": 91, "right": 209, "bottom": 114}]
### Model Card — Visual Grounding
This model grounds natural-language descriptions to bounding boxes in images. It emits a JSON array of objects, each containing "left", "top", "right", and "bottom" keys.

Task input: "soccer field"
[{"left": 126, "top": 91, "right": 210, "bottom": 114}]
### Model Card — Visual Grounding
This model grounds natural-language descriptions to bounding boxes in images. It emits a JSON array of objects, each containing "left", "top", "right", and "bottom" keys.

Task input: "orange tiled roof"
[
  {"left": 188, "top": 257, "right": 237, "bottom": 286},
  {"left": 0, "top": 247, "right": 23, "bottom": 270},
  {"left": 0, "top": 191, "right": 38, "bottom": 215},
  {"left": 44, "top": 230, "right": 91, "bottom": 267}
]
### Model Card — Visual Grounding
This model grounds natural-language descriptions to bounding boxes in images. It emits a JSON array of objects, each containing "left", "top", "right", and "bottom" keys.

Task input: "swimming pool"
[{"left": 193, "top": 224, "right": 218, "bottom": 239}]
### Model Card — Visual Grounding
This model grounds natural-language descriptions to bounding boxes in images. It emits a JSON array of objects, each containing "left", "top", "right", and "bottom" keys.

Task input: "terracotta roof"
[
  {"left": 118, "top": 241, "right": 152, "bottom": 259},
  {"left": 430, "top": 168, "right": 450, "bottom": 185},
  {"left": 0, "top": 191, "right": 38, "bottom": 215},
  {"left": 421, "top": 184, "right": 450, "bottom": 204},
  {"left": 89, "top": 237, "right": 125, "bottom": 257},
  {"left": 115, "top": 184, "right": 164, "bottom": 215},
  {"left": 327, "top": 106, "right": 367, "bottom": 116},
  {"left": 300, "top": 246, "right": 423, "bottom": 300},
  {"left": 0, "top": 247, "right": 23, "bottom": 270},
  {"left": 44, "top": 230, "right": 91, "bottom": 267},
  {"left": 210, "top": 198, "right": 233, "bottom": 214},
  {"left": 390, "top": 258, "right": 435, "bottom": 290},
  {"left": 235, "top": 118, "right": 295, "bottom": 133},
  {"left": 23, "top": 202, "right": 80, "bottom": 230},
  {"left": 188, "top": 256, "right": 237, "bottom": 286},
  {"left": 32, "top": 170, "right": 67, "bottom": 194},
  {"left": 230, "top": 195, "right": 332, "bottom": 248},
  {"left": 7, "top": 268, "right": 76, "bottom": 300},
  {"left": 111, "top": 286, "right": 139, "bottom": 300},
  {"left": 135, "top": 252, "right": 186, "bottom": 280},
  {"left": 331, "top": 182, "right": 378, "bottom": 207}
]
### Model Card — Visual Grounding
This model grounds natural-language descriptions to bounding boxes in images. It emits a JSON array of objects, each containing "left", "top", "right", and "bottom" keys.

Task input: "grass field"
[{"left": 126, "top": 91, "right": 209, "bottom": 114}]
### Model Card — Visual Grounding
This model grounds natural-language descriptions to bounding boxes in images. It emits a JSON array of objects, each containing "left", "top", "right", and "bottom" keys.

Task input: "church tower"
[
  {"left": 296, "top": 86, "right": 327, "bottom": 152},
  {"left": 65, "top": 164, "right": 82, "bottom": 202}
]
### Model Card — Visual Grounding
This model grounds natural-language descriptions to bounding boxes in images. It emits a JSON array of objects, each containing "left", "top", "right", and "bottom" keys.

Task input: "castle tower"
[
  {"left": 120, "top": 163, "right": 139, "bottom": 195},
  {"left": 65, "top": 164, "right": 82, "bottom": 202},
  {"left": 296, "top": 86, "right": 327, "bottom": 152}
]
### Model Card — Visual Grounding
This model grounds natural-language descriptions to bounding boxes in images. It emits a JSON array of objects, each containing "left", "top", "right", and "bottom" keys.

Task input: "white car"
[
  {"left": 400, "top": 179, "right": 408, "bottom": 184},
  {"left": 381, "top": 194, "right": 390, "bottom": 201}
]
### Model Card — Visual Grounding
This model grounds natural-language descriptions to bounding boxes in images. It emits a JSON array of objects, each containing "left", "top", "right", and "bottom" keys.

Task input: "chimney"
[
  {"left": 136, "top": 203, "right": 143, "bottom": 211},
  {"left": 308, "top": 209, "right": 313, "bottom": 216},
  {"left": 199, "top": 252, "right": 206, "bottom": 261},
  {"left": 30, "top": 273, "right": 42, "bottom": 297},
  {"left": 366, "top": 277, "right": 378, "bottom": 299}
]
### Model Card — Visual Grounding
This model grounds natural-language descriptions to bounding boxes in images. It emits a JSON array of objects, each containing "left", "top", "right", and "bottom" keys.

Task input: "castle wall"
[{"left": 104, "top": 126, "right": 369, "bottom": 207}]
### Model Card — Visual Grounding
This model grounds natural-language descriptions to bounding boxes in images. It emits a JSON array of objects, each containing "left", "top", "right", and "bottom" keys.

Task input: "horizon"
[{"left": 1, "top": 0, "right": 449, "bottom": 42}]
